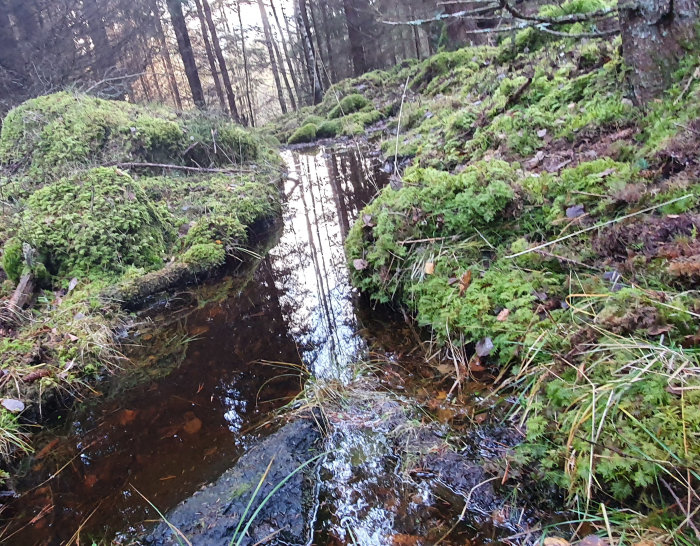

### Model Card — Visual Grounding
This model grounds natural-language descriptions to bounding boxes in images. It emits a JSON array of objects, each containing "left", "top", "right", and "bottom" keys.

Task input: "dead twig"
[{"left": 111, "top": 162, "right": 254, "bottom": 174}]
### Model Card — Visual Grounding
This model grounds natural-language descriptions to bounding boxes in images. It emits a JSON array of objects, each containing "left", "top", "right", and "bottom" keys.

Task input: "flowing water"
[{"left": 1, "top": 143, "right": 532, "bottom": 545}]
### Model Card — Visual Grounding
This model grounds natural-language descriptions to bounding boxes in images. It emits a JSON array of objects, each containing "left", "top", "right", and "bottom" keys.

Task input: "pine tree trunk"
[
  {"left": 257, "top": 0, "right": 288, "bottom": 114},
  {"left": 342, "top": 0, "right": 367, "bottom": 75},
  {"left": 270, "top": 0, "right": 301, "bottom": 106},
  {"left": 201, "top": 0, "right": 241, "bottom": 122},
  {"left": 236, "top": 2, "right": 256, "bottom": 127},
  {"left": 297, "top": 0, "right": 322, "bottom": 104},
  {"left": 166, "top": 0, "right": 206, "bottom": 108},
  {"left": 83, "top": 0, "right": 117, "bottom": 76},
  {"left": 318, "top": 2, "right": 337, "bottom": 83},
  {"left": 194, "top": 0, "right": 228, "bottom": 113},
  {"left": 151, "top": 0, "right": 182, "bottom": 109},
  {"left": 619, "top": 0, "right": 699, "bottom": 104}
]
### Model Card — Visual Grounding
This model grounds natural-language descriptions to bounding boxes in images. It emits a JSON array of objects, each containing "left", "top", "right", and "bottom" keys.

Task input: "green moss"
[
  {"left": 301, "top": 115, "right": 324, "bottom": 127},
  {"left": 181, "top": 243, "right": 226, "bottom": 271},
  {"left": 2, "top": 238, "right": 23, "bottom": 283},
  {"left": 185, "top": 215, "right": 246, "bottom": 248},
  {"left": 287, "top": 123, "right": 318, "bottom": 144},
  {"left": 316, "top": 119, "right": 342, "bottom": 139},
  {"left": 0, "top": 92, "right": 260, "bottom": 183},
  {"left": 346, "top": 160, "right": 519, "bottom": 301},
  {"left": 328, "top": 94, "right": 371, "bottom": 119},
  {"left": 20, "top": 167, "right": 167, "bottom": 279}
]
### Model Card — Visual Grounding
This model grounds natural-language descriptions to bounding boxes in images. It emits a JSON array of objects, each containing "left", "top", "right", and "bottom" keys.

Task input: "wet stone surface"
[{"left": 145, "top": 419, "right": 321, "bottom": 546}]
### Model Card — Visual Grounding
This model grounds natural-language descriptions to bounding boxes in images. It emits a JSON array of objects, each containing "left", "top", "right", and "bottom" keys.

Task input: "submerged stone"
[{"left": 146, "top": 419, "right": 321, "bottom": 546}]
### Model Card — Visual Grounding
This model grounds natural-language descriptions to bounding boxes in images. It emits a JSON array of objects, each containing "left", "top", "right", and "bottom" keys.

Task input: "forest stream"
[{"left": 0, "top": 142, "right": 534, "bottom": 545}]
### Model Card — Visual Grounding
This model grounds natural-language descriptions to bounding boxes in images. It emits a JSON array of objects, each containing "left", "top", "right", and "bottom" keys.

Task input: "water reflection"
[
  {"left": 0, "top": 143, "right": 390, "bottom": 544},
  {"left": 270, "top": 146, "right": 387, "bottom": 380}
]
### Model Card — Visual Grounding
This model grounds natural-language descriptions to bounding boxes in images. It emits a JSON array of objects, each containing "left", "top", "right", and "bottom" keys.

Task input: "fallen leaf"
[
  {"left": 468, "top": 355, "right": 486, "bottom": 372},
  {"left": 436, "top": 363, "right": 453, "bottom": 375},
  {"left": 35, "top": 438, "right": 60, "bottom": 460},
  {"left": 67, "top": 277, "right": 79, "bottom": 294},
  {"left": 84, "top": 474, "right": 98, "bottom": 488},
  {"left": 579, "top": 536, "right": 608, "bottom": 546},
  {"left": 537, "top": 128, "right": 548, "bottom": 138},
  {"left": 2, "top": 399, "right": 25, "bottom": 413},
  {"left": 117, "top": 409, "right": 138, "bottom": 426},
  {"left": 458, "top": 270, "right": 472, "bottom": 296},
  {"left": 496, "top": 308, "right": 510, "bottom": 322},
  {"left": 424, "top": 262, "right": 435, "bottom": 275},
  {"left": 543, "top": 538, "right": 570, "bottom": 546},
  {"left": 475, "top": 337, "right": 494, "bottom": 357},
  {"left": 353, "top": 258, "right": 368, "bottom": 271},
  {"left": 566, "top": 204, "right": 585, "bottom": 218},
  {"left": 647, "top": 324, "right": 671, "bottom": 336},
  {"left": 183, "top": 412, "right": 202, "bottom": 434},
  {"left": 362, "top": 214, "right": 375, "bottom": 227}
]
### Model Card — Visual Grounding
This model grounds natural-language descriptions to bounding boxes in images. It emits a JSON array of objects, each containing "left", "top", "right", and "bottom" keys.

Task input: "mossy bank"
[
  {"left": 0, "top": 92, "right": 283, "bottom": 459},
  {"left": 325, "top": 12, "right": 700, "bottom": 546}
]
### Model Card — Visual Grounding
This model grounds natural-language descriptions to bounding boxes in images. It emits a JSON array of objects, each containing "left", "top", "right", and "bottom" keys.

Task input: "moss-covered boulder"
[
  {"left": 20, "top": 167, "right": 168, "bottom": 278},
  {"left": 328, "top": 94, "right": 371, "bottom": 119},
  {"left": 288, "top": 123, "right": 318, "bottom": 144},
  {"left": 0, "top": 92, "right": 261, "bottom": 184}
]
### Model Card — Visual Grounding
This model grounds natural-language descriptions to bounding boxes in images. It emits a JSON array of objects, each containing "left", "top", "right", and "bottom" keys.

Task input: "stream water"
[
  {"left": 1, "top": 143, "right": 533, "bottom": 545},
  {"left": 0, "top": 143, "right": 394, "bottom": 544}
]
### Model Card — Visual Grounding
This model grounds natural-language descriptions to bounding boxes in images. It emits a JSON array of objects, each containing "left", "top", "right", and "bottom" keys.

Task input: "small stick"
[
  {"left": 505, "top": 194, "right": 692, "bottom": 259},
  {"left": 112, "top": 162, "right": 255, "bottom": 174},
  {"left": 394, "top": 75, "right": 411, "bottom": 175}
]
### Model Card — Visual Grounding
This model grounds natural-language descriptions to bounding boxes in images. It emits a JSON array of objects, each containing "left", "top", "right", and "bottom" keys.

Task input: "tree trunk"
[
  {"left": 194, "top": 0, "right": 228, "bottom": 113},
  {"left": 298, "top": 0, "right": 323, "bottom": 104},
  {"left": 201, "top": 0, "right": 241, "bottom": 122},
  {"left": 319, "top": 2, "right": 337, "bottom": 83},
  {"left": 151, "top": 0, "right": 182, "bottom": 109},
  {"left": 1, "top": 272, "right": 35, "bottom": 326},
  {"left": 308, "top": 1, "right": 329, "bottom": 88},
  {"left": 257, "top": 0, "right": 288, "bottom": 114},
  {"left": 166, "top": 0, "right": 206, "bottom": 108},
  {"left": 270, "top": 0, "right": 301, "bottom": 106},
  {"left": 83, "top": 0, "right": 118, "bottom": 76},
  {"left": 342, "top": 0, "right": 367, "bottom": 75},
  {"left": 619, "top": 0, "right": 699, "bottom": 104},
  {"left": 236, "top": 2, "right": 256, "bottom": 126},
  {"left": 0, "top": 11, "right": 25, "bottom": 83}
]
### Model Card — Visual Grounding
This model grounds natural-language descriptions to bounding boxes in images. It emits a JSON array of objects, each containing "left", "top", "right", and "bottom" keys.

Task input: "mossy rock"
[
  {"left": 181, "top": 243, "right": 226, "bottom": 271},
  {"left": 328, "top": 94, "right": 371, "bottom": 119},
  {"left": 288, "top": 123, "right": 318, "bottom": 144},
  {"left": 316, "top": 119, "right": 342, "bottom": 139},
  {"left": 0, "top": 92, "right": 260, "bottom": 182},
  {"left": 301, "top": 114, "right": 324, "bottom": 127},
  {"left": 20, "top": 167, "right": 168, "bottom": 278},
  {"left": 1, "top": 238, "right": 23, "bottom": 284}
]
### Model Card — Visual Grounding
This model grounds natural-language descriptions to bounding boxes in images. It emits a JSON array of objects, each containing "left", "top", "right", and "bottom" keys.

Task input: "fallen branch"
[
  {"left": 499, "top": 0, "right": 618, "bottom": 25},
  {"left": 1, "top": 272, "right": 35, "bottom": 326},
  {"left": 111, "top": 162, "right": 254, "bottom": 174},
  {"left": 505, "top": 194, "right": 693, "bottom": 259}
]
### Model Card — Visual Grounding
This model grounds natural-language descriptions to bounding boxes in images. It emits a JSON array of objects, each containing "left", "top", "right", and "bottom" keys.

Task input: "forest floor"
[
  {"left": 270, "top": 24, "right": 700, "bottom": 546},
  {"left": 0, "top": 16, "right": 698, "bottom": 545},
  {"left": 0, "top": 93, "right": 284, "bottom": 466}
]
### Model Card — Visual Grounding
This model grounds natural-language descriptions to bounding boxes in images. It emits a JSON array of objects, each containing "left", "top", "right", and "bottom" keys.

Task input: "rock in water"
[{"left": 146, "top": 419, "right": 321, "bottom": 546}]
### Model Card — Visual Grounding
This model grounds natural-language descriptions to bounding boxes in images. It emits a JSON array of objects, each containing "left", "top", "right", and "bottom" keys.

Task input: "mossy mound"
[
  {"left": 20, "top": 167, "right": 167, "bottom": 278},
  {"left": 0, "top": 91, "right": 261, "bottom": 185},
  {"left": 344, "top": 24, "right": 700, "bottom": 541},
  {"left": 328, "top": 93, "right": 370, "bottom": 119},
  {"left": 288, "top": 123, "right": 318, "bottom": 145},
  {"left": 0, "top": 93, "right": 282, "bottom": 441}
]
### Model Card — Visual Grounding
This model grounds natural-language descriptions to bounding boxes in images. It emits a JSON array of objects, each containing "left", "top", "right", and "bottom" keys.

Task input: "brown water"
[{"left": 0, "top": 144, "right": 390, "bottom": 545}]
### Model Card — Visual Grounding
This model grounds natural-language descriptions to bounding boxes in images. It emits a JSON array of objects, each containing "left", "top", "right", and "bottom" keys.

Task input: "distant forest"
[{"left": 0, "top": 0, "right": 543, "bottom": 122}]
